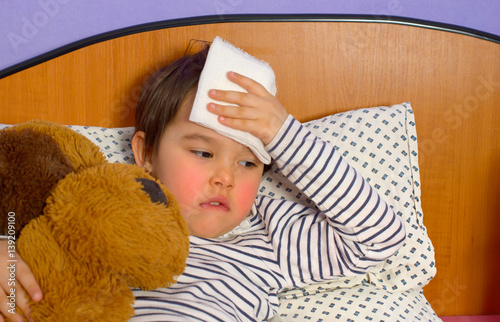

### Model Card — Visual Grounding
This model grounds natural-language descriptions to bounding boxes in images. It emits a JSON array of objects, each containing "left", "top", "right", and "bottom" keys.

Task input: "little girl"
[
  {"left": 129, "top": 44, "right": 405, "bottom": 321},
  {"left": 0, "top": 43, "right": 405, "bottom": 322}
]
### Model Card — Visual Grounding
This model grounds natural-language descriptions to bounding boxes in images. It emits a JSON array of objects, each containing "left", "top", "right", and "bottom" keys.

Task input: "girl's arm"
[{"left": 263, "top": 116, "right": 406, "bottom": 281}]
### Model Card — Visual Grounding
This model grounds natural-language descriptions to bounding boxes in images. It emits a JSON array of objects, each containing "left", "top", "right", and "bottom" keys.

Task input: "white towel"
[{"left": 189, "top": 36, "right": 277, "bottom": 164}]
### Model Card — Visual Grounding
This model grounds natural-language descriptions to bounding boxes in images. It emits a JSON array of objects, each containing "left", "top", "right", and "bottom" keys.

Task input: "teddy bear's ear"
[
  {"left": 0, "top": 127, "right": 74, "bottom": 237},
  {"left": 17, "top": 120, "right": 107, "bottom": 170},
  {"left": 135, "top": 178, "right": 168, "bottom": 206}
]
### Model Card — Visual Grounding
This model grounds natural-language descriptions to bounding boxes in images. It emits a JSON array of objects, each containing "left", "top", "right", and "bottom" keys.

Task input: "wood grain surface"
[{"left": 1, "top": 21, "right": 499, "bottom": 316}]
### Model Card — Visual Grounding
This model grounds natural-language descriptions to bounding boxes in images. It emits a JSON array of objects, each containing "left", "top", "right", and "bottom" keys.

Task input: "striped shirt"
[{"left": 131, "top": 116, "right": 406, "bottom": 321}]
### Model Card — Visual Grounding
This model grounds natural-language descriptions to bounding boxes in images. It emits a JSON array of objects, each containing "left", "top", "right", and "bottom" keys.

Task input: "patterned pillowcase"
[
  {"left": 259, "top": 102, "right": 436, "bottom": 295},
  {"left": 271, "top": 282, "right": 439, "bottom": 321},
  {"left": 66, "top": 126, "right": 136, "bottom": 164}
]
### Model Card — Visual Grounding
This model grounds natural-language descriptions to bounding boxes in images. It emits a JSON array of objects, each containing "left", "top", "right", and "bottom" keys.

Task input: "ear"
[{"left": 132, "top": 131, "right": 153, "bottom": 172}]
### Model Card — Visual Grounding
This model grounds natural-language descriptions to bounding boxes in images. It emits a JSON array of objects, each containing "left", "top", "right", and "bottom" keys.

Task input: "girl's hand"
[
  {"left": 207, "top": 71, "right": 289, "bottom": 146},
  {"left": 0, "top": 240, "right": 42, "bottom": 322}
]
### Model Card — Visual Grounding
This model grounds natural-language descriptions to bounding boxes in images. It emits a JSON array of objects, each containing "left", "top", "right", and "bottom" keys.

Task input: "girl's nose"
[{"left": 210, "top": 165, "right": 234, "bottom": 189}]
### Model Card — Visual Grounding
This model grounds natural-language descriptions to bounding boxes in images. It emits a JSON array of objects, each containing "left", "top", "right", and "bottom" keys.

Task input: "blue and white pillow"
[
  {"left": 271, "top": 283, "right": 438, "bottom": 321},
  {"left": 66, "top": 125, "right": 136, "bottom": 165}
]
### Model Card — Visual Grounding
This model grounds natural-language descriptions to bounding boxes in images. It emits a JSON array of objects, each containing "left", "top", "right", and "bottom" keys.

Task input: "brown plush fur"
[
  {"left": 11, "top": 120, "right": 107, "bottom": 170},
  {"left": 0, "top": 120, "right": 189, "bottom": 321},
  {"left": 0, "top": 127, "right": 74, "bottom": 237}
]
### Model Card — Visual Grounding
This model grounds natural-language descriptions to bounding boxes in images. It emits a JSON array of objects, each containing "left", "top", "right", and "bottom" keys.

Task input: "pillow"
[
  {"left": 272, "top": 283, "right": 438, "bottom": 321},
  {"left": 259, "top": 102, "right": 436, "bottom": 295},
  {"left": 66, "top": 125, "right": 136, "bottom": 164}
]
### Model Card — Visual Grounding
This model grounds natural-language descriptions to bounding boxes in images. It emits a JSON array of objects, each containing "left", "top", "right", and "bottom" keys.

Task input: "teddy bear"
[{"left": 0, "top": 120, "right": 190, "bottom": 321}]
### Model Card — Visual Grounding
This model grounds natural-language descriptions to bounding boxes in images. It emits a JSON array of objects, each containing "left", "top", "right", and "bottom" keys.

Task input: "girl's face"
[{"left": 135, "top": 101, "right": 264, "bottom": 238}]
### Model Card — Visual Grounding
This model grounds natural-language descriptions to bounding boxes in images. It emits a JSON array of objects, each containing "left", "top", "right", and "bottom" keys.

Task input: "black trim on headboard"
[{"left": 1, "top": 14, "right": 499, "bottom": 79}]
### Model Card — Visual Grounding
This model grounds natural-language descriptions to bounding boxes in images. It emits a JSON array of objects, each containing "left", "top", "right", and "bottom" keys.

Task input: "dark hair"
[{"left": 134, "top": 43, "right": 209, "bottom": 158}]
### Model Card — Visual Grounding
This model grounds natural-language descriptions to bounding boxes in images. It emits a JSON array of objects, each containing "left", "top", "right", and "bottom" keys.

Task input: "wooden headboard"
[{"left": 1, "top": 17, "right": 499, "bottom": 316}]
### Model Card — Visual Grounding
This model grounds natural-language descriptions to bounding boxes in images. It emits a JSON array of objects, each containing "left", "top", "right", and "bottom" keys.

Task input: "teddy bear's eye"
[{"left": 136, "top": 178, "right": 168, "bottom": 206}]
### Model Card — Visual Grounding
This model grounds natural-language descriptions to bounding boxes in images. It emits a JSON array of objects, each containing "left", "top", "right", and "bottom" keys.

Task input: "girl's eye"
[
  {"left": 239, "top": 160, "right": 257, "bottom": 168},
  {"left": 192, "top": 150, "right": 212, "bottom": 159}
]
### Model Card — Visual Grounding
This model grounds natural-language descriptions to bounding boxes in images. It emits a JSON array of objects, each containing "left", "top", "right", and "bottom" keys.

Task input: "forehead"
[{"left": 174, "top": 90, "right": 196, "bottom": 122}]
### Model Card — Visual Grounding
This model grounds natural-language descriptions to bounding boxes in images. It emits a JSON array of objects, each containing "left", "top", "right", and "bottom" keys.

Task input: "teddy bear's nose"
[{"left": 136, "top": 178, "right": 169, "bottom": 206}]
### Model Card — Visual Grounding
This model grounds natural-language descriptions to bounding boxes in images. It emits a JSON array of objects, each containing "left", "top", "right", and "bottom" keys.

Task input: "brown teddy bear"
[{"left": 0, "top": 120, "right": 190, "bottom": 321}]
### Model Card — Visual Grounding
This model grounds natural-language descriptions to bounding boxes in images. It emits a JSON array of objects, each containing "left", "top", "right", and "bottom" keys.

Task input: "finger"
[
  {"left": 16, "top": 261, "right": 42, "bottom": 303},
  {"left": 0, "top": 269, "right": 16, "bottom": 320},
  {"left": 217, "top": 115, "right": 278, "bottom": 145},
  {"left": 215, "top": 115, "right": 253, "bottom": 133},
  {"left": 226, "top": 72, "right": 271, "bottom": 97},
  {"left": 0, "top": 273, "right": 31, "bottom": 322},
  {"left": 13, "top": 288, "right": 33, "bottom": 321},
  {"left": 207, "top": 103, "right": 259, "bottom": 121},
  {"left": 6, "top": 260, "right": 42, "bottom": 322},
  {"left": 206, "top": 104, "right": 265, "bottom": 135},
  {"left": 0, "top": 291, "right": 24, "bottom": 322},
  {"left": 208, "top": 89, "right": 261, "bottom": 108}
]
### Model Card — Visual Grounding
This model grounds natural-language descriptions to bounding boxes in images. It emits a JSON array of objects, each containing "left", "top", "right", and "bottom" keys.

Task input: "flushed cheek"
[
  {"left": 235, "top": 181, "right": 260, "bottom": 213},
  {"left": 152, "top": 154, "right": 204, "bottom": 209},
  {"left": 168, "top": 168, "right": 205, "bottom": 207}
]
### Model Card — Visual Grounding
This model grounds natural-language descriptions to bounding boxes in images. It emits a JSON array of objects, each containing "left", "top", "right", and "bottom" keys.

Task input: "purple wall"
[{"left": 1, "top": 0, "right": 499, "bottom": 72}]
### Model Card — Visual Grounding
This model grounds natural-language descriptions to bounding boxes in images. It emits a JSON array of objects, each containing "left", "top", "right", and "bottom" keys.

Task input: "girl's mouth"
[{"left": 200, "top": 196, "right": 230, "bottom": 212}]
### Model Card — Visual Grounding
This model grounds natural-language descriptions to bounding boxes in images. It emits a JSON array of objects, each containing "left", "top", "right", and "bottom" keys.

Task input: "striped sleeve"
[{"left": 263, "top": 115, "right": 406, "bottom": 286}]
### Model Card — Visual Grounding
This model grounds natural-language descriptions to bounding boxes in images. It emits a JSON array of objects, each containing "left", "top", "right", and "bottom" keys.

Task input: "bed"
[{"left": 1, "top": 15, "right": 499, "bottom": 320}]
